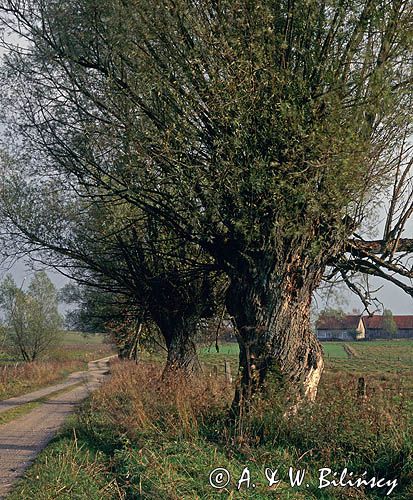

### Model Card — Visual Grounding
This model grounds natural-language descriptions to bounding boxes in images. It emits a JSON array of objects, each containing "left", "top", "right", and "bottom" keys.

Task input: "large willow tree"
[{"left": 0, "top": 0, "right": 412, "bottom": 411}]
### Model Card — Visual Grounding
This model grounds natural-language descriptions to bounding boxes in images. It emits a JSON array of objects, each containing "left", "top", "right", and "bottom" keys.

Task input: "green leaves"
[{"left": 0, "top": 272, "right": 62, "bottom": 361}]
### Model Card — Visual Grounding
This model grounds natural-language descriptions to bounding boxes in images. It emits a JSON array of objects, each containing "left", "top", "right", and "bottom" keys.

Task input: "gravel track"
[{"left": 0, "top": 356, "right": 113, "bottom": 498}]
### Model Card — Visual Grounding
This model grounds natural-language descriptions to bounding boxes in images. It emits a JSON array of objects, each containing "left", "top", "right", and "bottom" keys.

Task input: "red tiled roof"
[
  {"left": 316, "top": 315, "right": 361, "bottom": 330},
  {"left": 363, "top": 315, "right": 413, "bottom": 329}
]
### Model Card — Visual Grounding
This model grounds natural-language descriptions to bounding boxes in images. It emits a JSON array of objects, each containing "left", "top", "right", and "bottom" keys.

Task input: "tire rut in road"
[{"left": 0, "top": 356, "right": 113, "bottom": 499}]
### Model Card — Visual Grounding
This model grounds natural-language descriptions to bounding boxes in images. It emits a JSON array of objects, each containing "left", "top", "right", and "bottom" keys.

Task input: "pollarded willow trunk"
[
  {"left": 149, "top": 272, "right": 214, "bottom": 378},
  {"left": 226, "top": 254, "right": 325, "bottom": 416},
  {"left": 155, "top": 313, "right": 201, "bottom": 377}
]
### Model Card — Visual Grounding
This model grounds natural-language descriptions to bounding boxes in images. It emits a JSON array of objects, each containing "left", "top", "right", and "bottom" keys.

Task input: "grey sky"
[
  {"left": 0, "top": 260, "right": 70, "bottom": 316},
  {"left": 317, "top": 277, "right": 413, "bottom": 314}
]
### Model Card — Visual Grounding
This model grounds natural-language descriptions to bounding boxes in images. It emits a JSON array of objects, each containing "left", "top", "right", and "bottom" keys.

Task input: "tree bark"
[
  {"left": 148, "top": 272, "right": 213, "bottom": 378},
  {"left": 155, "top": 313, "right": 201, "bottom": 377},
  {"left": 226, "top": 255, "right": 324, "bottom": 416},
  {"left": 164, "top": 325, "right": 199, "bottom": 376}
]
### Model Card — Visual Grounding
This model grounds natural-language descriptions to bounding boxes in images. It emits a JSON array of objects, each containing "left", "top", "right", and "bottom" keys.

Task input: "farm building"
[
  {"left": 316, "top": 314, "right": 413, "bottom": 340},
  {"left": 316, "top": 315, "right": 365, "bottom": 341},
  {"left": 363, "top": 315, "right": 413, "bottom": 339}
]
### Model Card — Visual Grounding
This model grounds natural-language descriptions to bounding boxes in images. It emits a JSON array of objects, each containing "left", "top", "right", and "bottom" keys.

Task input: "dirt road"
[{"left": 0, "top": 356, "right": 113, "bottom": 498}]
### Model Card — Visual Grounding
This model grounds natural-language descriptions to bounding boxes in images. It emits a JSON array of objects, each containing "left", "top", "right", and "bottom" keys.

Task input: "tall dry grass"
[
  {"left": 86, "top": 360, "right": 232, "bottom": 439},
  {"left": 85, "top": 360, "right": 413, "bottom": 458},
  {"left": 0, "top": 359, "right": 85, "bottom": 400}
]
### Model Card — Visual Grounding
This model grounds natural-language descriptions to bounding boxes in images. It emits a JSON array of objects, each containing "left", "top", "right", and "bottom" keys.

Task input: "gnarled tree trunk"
[
  {"left": 149, "top": 271, "right": 214, "bottom": 378},
  {"left": 226, "top": 254, "right": 325, "bottom": 416},
  {"left": 118, "top": 321, "right": 142, "bottom": 361},
  {"left": 164, "top": 321, "right": 199, "bottom": 375},
  {"left": 154, "top": 312, "right": 201, "bottom": 377}
]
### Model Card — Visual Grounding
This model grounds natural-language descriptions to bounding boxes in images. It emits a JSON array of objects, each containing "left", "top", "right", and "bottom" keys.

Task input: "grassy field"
[
  {"left": 7, "top": 339, "right": 413, "bottom": 499},
  {"left": 48, "top": 331, "right": 115, "bottom": 360},
  {"left": 0, "top": 332, "right": 115, "bottom": 400},
  {"left": 201, "top": 339, "right": 413, "bottom": 362},
  {"left": 200, "top": 340, "right": 413, "bottom": 390}
]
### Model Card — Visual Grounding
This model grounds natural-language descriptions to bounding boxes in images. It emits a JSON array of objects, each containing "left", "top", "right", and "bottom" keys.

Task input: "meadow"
[
  {"left": 7, "top": 339, "right": 413, "bottom": 499},
  {"left": 200, "top": 340, "right": 413, "bottom": 394}
]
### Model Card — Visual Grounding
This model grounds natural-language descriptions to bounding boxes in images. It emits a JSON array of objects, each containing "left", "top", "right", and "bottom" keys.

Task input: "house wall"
[
  {"left": 397, "top": 329, "right": 413, "bottom": 338},
  {"left": 366, "top": 329, "right": 391, "bottom": 339},
  {"left": 316, "top": 330, "right": 355, "bottom": 341},
  {"left": 366, "top": 328, "right": 413, "bottom": 340},
  {"left": 356, "top": 319, "right": 365, "bottom": 339}
]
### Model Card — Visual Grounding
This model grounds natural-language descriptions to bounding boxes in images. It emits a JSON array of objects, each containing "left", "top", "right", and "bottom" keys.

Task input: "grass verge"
[{"left": 0, "top": 360, "right": 86, "bottom": 400}]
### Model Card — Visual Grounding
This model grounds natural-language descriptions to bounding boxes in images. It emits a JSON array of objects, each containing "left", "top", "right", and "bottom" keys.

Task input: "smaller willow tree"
[
  {"left": 0, "top": 0, "right": 412, "bottom": 413},
  {"left": 62, "top": 283, "right": 148, "bottom": 361},
  {"left": 0, "top": 174, "right": 221, "bottom": 375},
  {"left": 0, "top": 272, "right": 62, "bottom": 361}
]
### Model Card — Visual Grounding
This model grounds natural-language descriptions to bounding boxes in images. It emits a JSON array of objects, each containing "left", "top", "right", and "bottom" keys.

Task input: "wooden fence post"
[
  {"left": 224, "top": 360, "right": 232, "bottom": 383},
  {"left": 357, "top": 377, "right": 367, "bottom": 399}
]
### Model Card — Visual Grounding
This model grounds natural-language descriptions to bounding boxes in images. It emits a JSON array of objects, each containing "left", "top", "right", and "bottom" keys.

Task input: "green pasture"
[
  {"left": 198, "top": 339, "right": 413, "bottom": 387},
  {"left": 60, "top": 331, "right": 108, "bottom": 345},
  {"left": 200, "top": 339, "right": 413, "bottom": 361},
  {"left": 11, "top": 338, "right": 413, "bottom": 500}
]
